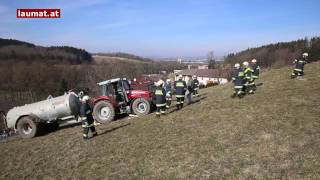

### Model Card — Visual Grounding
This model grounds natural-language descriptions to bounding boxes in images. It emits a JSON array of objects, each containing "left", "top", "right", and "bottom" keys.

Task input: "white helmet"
[
  {"left": 156, "top": 80, "right": 164, "bottom": 87},
  {"left": 234, "top": 63, "right": 240, "bottom": 68},
  {"left": 251, "top": 59, "right": 257, "bottom": 63},
  {"left": 178, "top": 75, "right": 183, "bottom": 79},
  {"left": 166, "top": 79, "right": 171, "bottom": 83},
  {"left": 243, "top": 61, "right": 249, "bottom": 67},
  {"left": 302, "top": 53, "right": 308, "bottom": 57},
  {"left": 82, "top": 95, "right": 90, "bottom": 102},
  {"left": 192, "top": 75, "right": 197, "bottom": 79}
]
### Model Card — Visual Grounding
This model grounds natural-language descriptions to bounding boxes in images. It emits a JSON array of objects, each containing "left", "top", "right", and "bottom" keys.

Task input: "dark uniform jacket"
[
  {"left": 174, "top": 79, "right": 187, "bottom": 96},
  {"left": 191, "top": 79, "right": 199, "bottom": 90},
  {"left": 251, "top": 64, "right": 260, "bottom": 78},
  {"left": 154, "top": 86, "right": 166, "bottom": 105},
  {"left": 80, "top": 103, "right": 93, "bottom": 121},
  {"left": 232, "top": 68, "right": 244, "bottom": 87},
  {"left": 294, "top": 58, "right": 308, "bottom": 71}
]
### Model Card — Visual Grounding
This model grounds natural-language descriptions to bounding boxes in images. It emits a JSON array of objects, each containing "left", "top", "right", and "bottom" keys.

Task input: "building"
[{"left": 174, "top": 69, "right": 228, "bottom": 86}]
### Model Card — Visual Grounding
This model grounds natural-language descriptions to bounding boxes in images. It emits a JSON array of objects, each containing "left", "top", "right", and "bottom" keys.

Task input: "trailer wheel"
[
  {"left": 93, "top": 101, "right": 115, "bottom": 124},
  {"left": 132, "top": 98, "right": 150, "bottom": 116},
  {"left": 17, "top": 116, "right": 38, "bottom": 139}
]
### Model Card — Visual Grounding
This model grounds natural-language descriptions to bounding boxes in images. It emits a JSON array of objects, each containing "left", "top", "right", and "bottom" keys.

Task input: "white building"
[{"left": 174, "top": 69, "right": 228, "bottom": 86}]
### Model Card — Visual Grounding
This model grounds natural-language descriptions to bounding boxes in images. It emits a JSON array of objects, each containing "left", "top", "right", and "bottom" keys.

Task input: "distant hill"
[
  {"left": 92, "top": 52, "right": 152, "bottom": 62},
  {"left": 225, "top": 37, "right": 320, "bottom": 68},
  {"left": 0, "top": 38, "right": 93, "bottom": 64}
]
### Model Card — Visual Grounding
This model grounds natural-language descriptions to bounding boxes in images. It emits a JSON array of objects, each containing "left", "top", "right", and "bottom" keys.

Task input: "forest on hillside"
[
  {"left": 224, "top": 37, "right": 320, "bottom": 68},
  {"left": 0, "top": 38, "right": 93, "bottom": 64}
]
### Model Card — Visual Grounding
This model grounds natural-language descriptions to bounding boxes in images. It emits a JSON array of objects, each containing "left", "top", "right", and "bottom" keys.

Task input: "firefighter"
[
  {"left": 243, "top": 61, "right": 254, "bottom": 94},
  {"left": 80, "top": 95, "right": 97, "bottom": 140},
  {"left": 163, "top": 79, "right": 172, "bottom": 109},
  {"left": 191, "top": 75, "right": 200, "bottom": 97},
  {"left": 154, "top": 80, "right": 166, "bottom": 117},
  {"left": 251, "top": 59, "right": 260, "bottom": 91},
  {"left": 186, "top": 76, "right": 194, "bottom": 105},
  {"left": 231, "top": 63, "right": 245, "bottom": 98},
  {"left": 291, "top": 53, "right": 308, "bottom": 79},
  {"left": 174, "top": 75, "right": 187, "bottom": 110}
]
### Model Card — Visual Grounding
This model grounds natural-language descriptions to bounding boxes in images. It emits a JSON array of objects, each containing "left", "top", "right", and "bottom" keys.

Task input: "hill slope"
[
  {"left": 0, "top": 38, "right": 93, "bottom": 64},
  {"left": 1, "top": 62, "right": 320, "bottom": 179}
]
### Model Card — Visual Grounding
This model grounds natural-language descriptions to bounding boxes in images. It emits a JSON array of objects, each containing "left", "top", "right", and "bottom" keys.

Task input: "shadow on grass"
[{"left": 98, "top": 123, "right": 131, "bottom": 136}]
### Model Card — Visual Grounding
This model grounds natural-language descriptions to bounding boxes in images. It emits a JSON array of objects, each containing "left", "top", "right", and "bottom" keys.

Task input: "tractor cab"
[{"left": 98, "top": 78, "right": 131, "bottom": 106}]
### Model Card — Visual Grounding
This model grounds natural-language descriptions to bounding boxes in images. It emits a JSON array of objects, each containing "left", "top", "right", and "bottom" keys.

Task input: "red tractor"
[{"left": 92, "top": 78, "right": 153, "bottom": 123}]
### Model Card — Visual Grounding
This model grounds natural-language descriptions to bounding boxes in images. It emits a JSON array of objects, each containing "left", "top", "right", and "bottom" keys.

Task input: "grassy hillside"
[
  {"left": 1, "top": 62, "right": 320, "bottom": 179},
  {"left": 93, "top": 55, "right": 151, "bottom": 64}
]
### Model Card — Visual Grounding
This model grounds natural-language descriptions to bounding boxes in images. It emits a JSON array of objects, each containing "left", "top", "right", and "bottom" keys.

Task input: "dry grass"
[
  {"left": 94, "top": 55, "right": 150, "bottom": 64},
  {"left": 1, "top": 62, "right": 320, "bottom": 179}
]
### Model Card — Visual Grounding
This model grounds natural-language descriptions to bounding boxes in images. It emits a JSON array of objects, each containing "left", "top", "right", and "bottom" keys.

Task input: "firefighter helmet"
[
  {"left": 251, "top": 59, "right": 257, "bottom": 63},
  {"left": 156, "top": 80, "right": 164, "bottom": 87},
  {"left": 234, "top": 63, "right": 240, "bottom": 68},
  {"left": 243, "top": 61, "right": 249, "bottom": 67},
  {"left": 166, "top": 79, "right": 171, "bottom": 83},
  {"left": 82, "top": 95, "right": 90, "bottom": 102},
  {"left": 303, "top": 53, "right": 308, "bottom": 57},
  {"left": 178, "top": 75, "right": 183, "bottom": 79}
]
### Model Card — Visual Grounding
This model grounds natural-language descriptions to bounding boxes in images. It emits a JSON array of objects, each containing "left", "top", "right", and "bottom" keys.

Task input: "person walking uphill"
[
  {"left": 231, "top": 63, "right": 245, "bottom": 98},
  {"left": 154, "top": 80, "right": 167, "bottom": 117},
  {"left": 163, "top": 79, "right": 172, "bottom": 109},
  {"left": 79, "top": 95, "right": 97, "bottom": 140},
  {"left": 243, "top": 61, "right": 255, "bottom": 94},
  {"left": 291, "top": 53, "right": 309, "bottom": 79},
  {"left": 251, "top": 59, "right": 260, "bottom": 91},
  {"left": 174, "top": 75, "right": 187, "bottom": 110}
]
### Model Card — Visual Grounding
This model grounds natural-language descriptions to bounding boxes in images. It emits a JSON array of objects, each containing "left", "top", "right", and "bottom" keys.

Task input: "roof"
[
  {"left": 176, "top": 69, "right": 228, "bottom": 78},
  {"left": 98, "top": 78, "right": 127, "bottom": 86}
]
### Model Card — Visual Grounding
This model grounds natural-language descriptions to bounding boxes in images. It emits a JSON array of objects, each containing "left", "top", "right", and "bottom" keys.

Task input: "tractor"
[{"left": 92, "top": 78, "right": 153, "bottom": 123}]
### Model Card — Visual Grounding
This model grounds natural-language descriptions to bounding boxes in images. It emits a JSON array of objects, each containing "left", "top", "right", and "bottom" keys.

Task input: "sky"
[{"left": 0, "top": 0, "right": 320, "bottom": 58}]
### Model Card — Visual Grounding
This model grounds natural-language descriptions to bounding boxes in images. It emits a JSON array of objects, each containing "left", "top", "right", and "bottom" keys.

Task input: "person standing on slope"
[
  {"left": 243, "top": 61, "right": 255, "bottom": 94},
  {"left": 163, "top": 79, "right": 172, "bottom": 109},
  {"left": 79, "top": 95, "right": 97, "bottom": 140},
  {"left": 174, "top": 75, "right": 187, "bottom": 110},
  {"left": 186, "top": 76, "right": 194, "bottom": 105},
  {"left": 231, "top": 63, "right": 245, "bottom": 98},
  {"left": 291, "top": 53, "right": 309, "bottom": 79},
  {"left": 191, "top": 75, "right": 200, "bottom": 97},
  {"left": 251, "top": 59, "right": 260, "bottom": 91},
  {"left": 154, "top": 80, "right": 167, "bottom": 117}
]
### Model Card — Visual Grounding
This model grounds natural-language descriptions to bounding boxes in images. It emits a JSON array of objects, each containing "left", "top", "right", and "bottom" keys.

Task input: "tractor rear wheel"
[
  {"left": 17, "top": 116, "right": 39, "bottom": 138},
  {"left": 132, "top": 98, "right": 150, "bottom": 116},
  {"left": 93, "top": 101, "right": 115, "bottom": 124}
]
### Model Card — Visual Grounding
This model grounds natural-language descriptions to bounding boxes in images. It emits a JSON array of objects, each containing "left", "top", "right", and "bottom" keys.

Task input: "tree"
[{"left": 208, "top": 51, "right": 216, "bottom": 69}]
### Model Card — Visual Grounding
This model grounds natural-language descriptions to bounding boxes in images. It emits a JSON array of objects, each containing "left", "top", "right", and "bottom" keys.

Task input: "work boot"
[
  {"left": 92, "top": 132, "right": 98, "bottom": 137},
  {"left": 83, "top": 136, "right": 90, "bottom": 140}
]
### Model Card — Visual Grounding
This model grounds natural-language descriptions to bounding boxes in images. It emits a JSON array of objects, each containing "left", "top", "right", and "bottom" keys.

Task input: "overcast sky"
[{"left": 0, "top": 0, "right": 320, "bottom": 57}]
